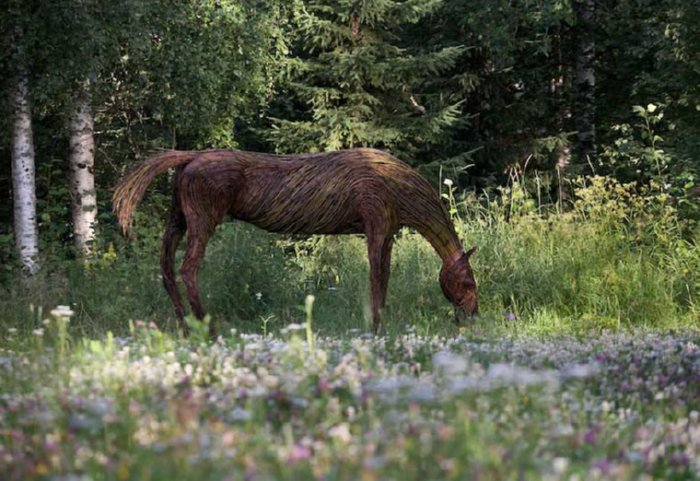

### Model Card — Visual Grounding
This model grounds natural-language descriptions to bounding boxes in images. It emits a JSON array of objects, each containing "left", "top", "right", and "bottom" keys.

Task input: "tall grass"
[{"left": 1, "top": 176, "right": 697, "bottom": 337}]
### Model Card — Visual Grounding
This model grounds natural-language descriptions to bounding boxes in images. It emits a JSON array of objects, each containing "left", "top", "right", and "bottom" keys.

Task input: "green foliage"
[
  {"left": 1, "top": 0, "right": 699, "bottom": 339},
  {"left": 268, "top": 0, "right": 465, "bottom": 157},
  {"left": 1, "top": 178, "right": 696, "bottom": 337},
  {"left": 465, "top": 176, "right": 698, "bottom": 331},
  {"left": 601, "top": 103, "right": 698, "bottom": 224}
]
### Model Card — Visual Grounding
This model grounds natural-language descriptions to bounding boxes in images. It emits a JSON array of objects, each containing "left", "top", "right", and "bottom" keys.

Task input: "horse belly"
[{"left": 236, "top": 187, "right": 364, "bottom": 235}]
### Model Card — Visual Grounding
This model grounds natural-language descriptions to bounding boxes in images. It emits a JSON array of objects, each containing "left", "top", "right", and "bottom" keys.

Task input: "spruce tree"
[{"left": 269, "top": 0, "right": 465, "bottom": 160}]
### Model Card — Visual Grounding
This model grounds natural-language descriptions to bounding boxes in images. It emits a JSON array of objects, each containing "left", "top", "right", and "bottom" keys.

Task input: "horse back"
[{"left": 181, "top": 148, "right": 414, "bottom": 235}]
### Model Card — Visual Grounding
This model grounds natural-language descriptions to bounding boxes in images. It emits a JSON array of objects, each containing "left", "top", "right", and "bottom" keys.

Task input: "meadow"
[
  {"left": 3, "top": 1, "right": 700, "bottom": 478},
  {"left": 1, "top": 177, "right": 698, "bottom": 480},
  {"left": 2, "top": 176, "right": 697, "bottom": 336}
]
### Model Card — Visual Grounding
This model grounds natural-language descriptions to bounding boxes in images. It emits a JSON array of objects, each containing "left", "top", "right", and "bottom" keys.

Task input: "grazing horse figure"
[{"left": 113, "top": 148, "right": 478, "bottom": 335}]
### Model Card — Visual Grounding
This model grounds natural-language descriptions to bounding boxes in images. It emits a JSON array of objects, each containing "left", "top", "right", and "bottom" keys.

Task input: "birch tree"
[
  {"left": 68, "top": 82, "right": 96, "bottom": 255},
  {"left": 30, "top": 0, "right": 106, "bottom": 257},
  {"left": 9, "top": 42, "right": 39, "bottom": 273}
]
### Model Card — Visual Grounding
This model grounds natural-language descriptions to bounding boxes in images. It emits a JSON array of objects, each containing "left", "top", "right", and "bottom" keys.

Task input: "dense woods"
[
  {"left": 1, "top": 0, "right": 698, "bottom": 270},
  {"left": 0, "top": 1, "right": 698, "bottom": 315}
]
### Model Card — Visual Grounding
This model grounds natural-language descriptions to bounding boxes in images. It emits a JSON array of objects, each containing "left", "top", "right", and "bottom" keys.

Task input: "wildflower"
[
  {"left": 287, "top": 444, "right": 312, "bottom": 462},
  {"left": 328, "top": 423, "right": 352, "bottom": 443},
  {"left": 552, "top": 457, "right": 569, "bottom": 474},
  {"left": 562, "top": 362, "right": 600, "bottom": 379},
  {"left": 504, "top": 311, "right": 516, "bottom": 321},
  {"left": 281, "top": 323, "right": 306, "bottom": 334},
  {"left": 33, "top": 328, "right": 44, "bottom": 337},
  {"left": 255, "top": 292, "right": 262, "bottom": 301},
  {"left": 443, "top": 178, "right": 453, "bottom": 187},
  {"left": 592, "top": 459, "right": 612, "bottom": 474},
  {"left": 407, "top": 381, "right": 437, "bottom": 402},
  {"left": 7, "top": 327, "right": 17, "bottom": 334},
  {"left": 228, "top": 408, "right": 252, "bottom": 422},
  {"left": 50, "top": 305, "right": 74, "bottom": 319},
  {"left": 439, "top": 459, "right": 456, "bottom": 472},
  {"left": 432, "top": 351, "right": 468, "bottom": 376},
  {"left": 305, "top": 294, "right": 315, "bottom": 312},
  {"left": 584, "top": 428, "right": 598, "bottom": 445}
]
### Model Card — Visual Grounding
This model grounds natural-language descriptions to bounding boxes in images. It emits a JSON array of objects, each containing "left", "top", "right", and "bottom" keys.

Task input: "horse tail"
[{"left": 113, "top": 150, "right": 196, "bottom": 235}]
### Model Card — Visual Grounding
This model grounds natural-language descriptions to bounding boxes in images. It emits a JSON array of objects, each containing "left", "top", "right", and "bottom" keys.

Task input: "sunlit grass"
[
  {"left": 1, "top": 172, "right": 698, "bottom": 478},
  {"left": 0, "top": 175, "right": 697, "bottom": 338}
]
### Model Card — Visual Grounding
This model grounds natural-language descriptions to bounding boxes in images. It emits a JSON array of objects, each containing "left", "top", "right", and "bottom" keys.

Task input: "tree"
[
  {"left": 34, "top": 0, "right": 120, "bottom": 256},
  {"left": 6, "top": 5, "right": 39, "bottom": 273},
  {"left": 399, "top": 0, "right": 575, "bottom": 186},
  {"left": 268, "top": 0, "right": 464, "bottom": 159},
  {"left": 573, "top": 0, "right": 596, "bottom": 171},
  {"left": 68, "top": 81, "right": 96, "bottom": 255}
]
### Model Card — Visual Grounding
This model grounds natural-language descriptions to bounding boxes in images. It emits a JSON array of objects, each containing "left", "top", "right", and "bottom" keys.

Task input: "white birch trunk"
[
  {"left": 69, "top": 84, "right": 97, "bottom": 256},
  {"left": 10, "top": 65, "right": 39, "bottom": 274}
]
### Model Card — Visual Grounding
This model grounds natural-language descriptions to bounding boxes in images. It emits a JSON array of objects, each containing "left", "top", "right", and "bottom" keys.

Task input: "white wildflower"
[
  {"left": 443, "top": 178, "right": 453, "bottom": 187},
  {"left": 561, "top": 362, "right": 600, "bottom": 379},
  {"left": 281, "top": 323, "right": 306, "bottom": 334},
  {"left": 433, "top": 350, "right": 468, "bottom": 376},
  {"left": 328, "top": 423, "right": 352, "bottom": 443},
  {"left": 51, "top": 305, "right": 75, "bottom": 319},
  {"left": 407, "top": 381, "right": 437, "bottom": 403},
  {"left": 553, "top": 457, "right": 569, "bottom": 474}
]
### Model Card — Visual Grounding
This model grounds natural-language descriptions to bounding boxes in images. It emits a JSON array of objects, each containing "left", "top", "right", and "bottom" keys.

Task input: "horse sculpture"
[{"left": 113, "top": 148, "right": 478, "bottom": 335}]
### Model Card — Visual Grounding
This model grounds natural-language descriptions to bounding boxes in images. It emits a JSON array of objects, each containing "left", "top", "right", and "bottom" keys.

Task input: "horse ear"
[{"left": 465, "top": 245, "right": 477, "bottom": 258}]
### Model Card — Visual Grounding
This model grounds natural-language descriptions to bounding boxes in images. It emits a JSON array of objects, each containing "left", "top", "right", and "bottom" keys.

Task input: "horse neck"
[{"left": 401, "top": 195, "right": 463, "bottom": 265}]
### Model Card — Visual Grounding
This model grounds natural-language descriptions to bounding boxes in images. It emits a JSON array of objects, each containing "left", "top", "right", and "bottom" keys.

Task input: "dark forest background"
[{"left": 1, "top": 0, "right": 698, "bottom": 333}]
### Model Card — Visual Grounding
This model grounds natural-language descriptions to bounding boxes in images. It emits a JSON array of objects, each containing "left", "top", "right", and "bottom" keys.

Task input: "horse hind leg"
[
  {"left": 160, "top": 205, "right": 187, "bottom": 334},
  {"left": 180, "top": 213, "right": 222, "bottom": 338},
  {"left": 177, "top": 160, "right": 236, "bottom": 338}
]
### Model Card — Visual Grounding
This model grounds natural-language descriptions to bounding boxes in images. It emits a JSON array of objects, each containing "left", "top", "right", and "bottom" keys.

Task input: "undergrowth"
[{"left": 0, "top": 176, "right": 697, "bottom": 337}]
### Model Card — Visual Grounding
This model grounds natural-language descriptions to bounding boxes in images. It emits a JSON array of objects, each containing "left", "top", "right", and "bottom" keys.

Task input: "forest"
[{"left": 1, "top": 1, "right": 699, "bottom": 479}]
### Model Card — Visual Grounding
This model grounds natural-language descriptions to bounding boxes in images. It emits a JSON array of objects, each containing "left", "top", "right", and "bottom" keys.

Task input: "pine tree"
[{"left": 269, "top": 0, "right": 465, "bottom": 160}]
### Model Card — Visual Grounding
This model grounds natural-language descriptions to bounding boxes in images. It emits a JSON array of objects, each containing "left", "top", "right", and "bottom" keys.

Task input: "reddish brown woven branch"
[{"left": 113, "top": 148, "right": 478, "bottom": 335}]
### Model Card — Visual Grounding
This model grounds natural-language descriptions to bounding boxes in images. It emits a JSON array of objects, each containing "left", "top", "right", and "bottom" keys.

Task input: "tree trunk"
[
  {"left": 574, "top": 0, "right": 596, "bottom": 172},
  {"left": 69, "top": 83, "right": 97, "bottom": 256},
  {"left": 10, "top": 63, "right": 40, "bottom": 274}
]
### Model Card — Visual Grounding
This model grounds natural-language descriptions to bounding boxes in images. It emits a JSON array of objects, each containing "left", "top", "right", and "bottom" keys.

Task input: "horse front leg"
[
  {"left": 378, "top": 238, "right": 393, "bottom": 310},
  {"left": 366, "top": 229, "right": 395, "bottom": 334}
]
